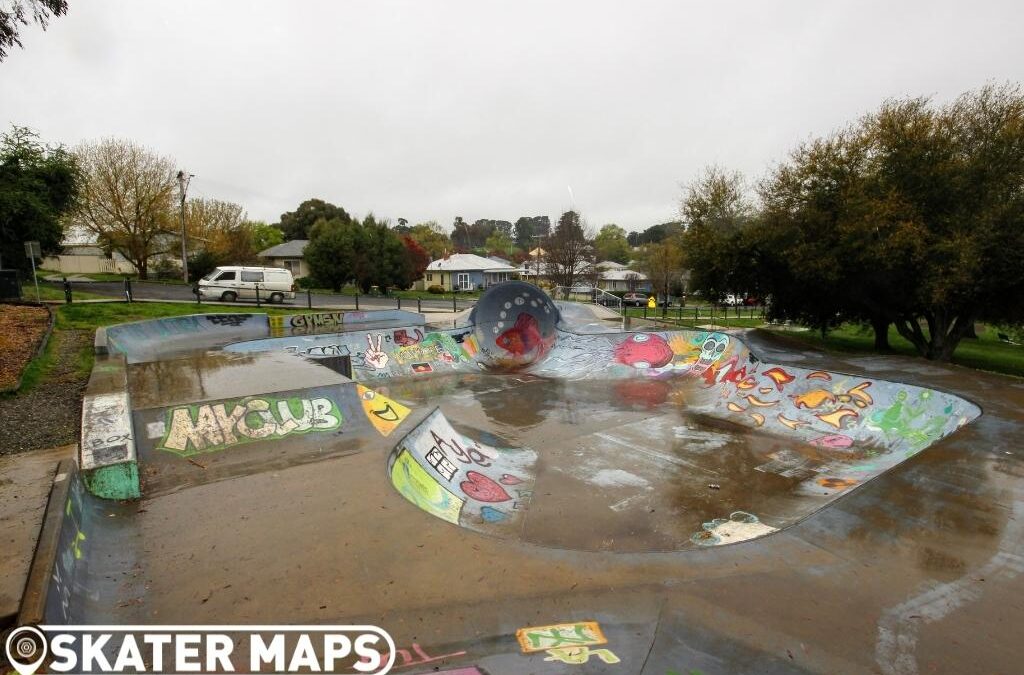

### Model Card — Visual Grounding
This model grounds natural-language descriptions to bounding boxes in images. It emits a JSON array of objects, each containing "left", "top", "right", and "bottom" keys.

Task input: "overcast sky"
[{"left": 2, "top": 1, "right": 1023, "bottom": 233}]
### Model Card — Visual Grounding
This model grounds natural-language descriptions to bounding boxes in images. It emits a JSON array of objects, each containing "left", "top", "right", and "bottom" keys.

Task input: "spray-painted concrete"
[{"left": 29, "top": 282, "right": 1021, "bottom": 674}]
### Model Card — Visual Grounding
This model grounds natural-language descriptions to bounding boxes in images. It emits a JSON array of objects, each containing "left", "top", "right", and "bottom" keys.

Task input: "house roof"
[
  {"left": 426, "top": 253, "right": 518, "bottom": 272},
  {"left": 595, "top": 260, "right": 627, "bottom": 270},
  {"left": 601, "top": 269, "right": 648, "bottom": 281},
  {"left": 259, "top": 240, "right": 308, "bottom": 257}
]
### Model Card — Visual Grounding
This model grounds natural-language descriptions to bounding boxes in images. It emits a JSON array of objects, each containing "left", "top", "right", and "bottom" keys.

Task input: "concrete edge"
[
  {"left": 15, "top": 459, "right": 72, "bottom": 626},
  {"left": 94, "top": 326, "right": 108, "bottom": 355},
  {"left": 79, "top": 358, "right": 140, "bottom": 500}
]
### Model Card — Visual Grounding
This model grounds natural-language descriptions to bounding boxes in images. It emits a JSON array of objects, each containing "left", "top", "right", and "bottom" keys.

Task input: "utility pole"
[{"left": 177, "top": 170, "right": 193, "bottom": 283}]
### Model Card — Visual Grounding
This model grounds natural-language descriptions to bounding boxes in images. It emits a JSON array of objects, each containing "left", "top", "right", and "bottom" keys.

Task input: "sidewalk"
[{"left": 0, "top": 443, "right": 73, "bottom": 624}]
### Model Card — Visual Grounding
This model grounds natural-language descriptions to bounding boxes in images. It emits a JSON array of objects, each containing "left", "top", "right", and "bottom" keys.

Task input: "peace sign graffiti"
[{"left": 365, "top": 334, "right": 390, "bottom": 370}]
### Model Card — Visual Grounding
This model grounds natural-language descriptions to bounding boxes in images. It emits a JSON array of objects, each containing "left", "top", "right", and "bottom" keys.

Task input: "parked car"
[
  {"left": 197, "top": 266, "right": 296, "bottom": 303},
  {"left": 622, "top": 292, "right": 647, "bottom": 307},
  {"left": 722, "top": 294, "right": 742, "bottom": 306}
]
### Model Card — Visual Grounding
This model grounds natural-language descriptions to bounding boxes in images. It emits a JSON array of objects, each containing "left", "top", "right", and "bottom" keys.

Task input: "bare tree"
[
  {"left": 545, "top": 210, "right": 594, "bottom": 289},
  {"left": 185, "top": 197, "right": 250, "bottom": 261},
  {"left": 640, "top": 239, "right": 685, "bottom": 303},
  {"left": 74, "top": 138, "right": 177, "bottom": 279}
]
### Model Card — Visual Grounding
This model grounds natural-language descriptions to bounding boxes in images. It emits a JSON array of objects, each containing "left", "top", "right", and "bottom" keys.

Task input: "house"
[
  {"left": 42, "top": 242, "right": 136, "bottom": 275},
  {"left": 258, "top": 240, "right": 310, "bottom": 278},
  {"left": 598, "top": 268, "right": 651, "bottom": 292},
  {"left": 417, "top": 253, "right": 519, "bottom": 291},
  {"left": 595, "top": 260, "right": 627, "bottom": 271}
]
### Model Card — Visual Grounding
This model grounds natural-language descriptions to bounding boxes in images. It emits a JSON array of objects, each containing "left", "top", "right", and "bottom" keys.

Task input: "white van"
[{"left": 197, "top": 266, "right": 296, "bottom": 303}]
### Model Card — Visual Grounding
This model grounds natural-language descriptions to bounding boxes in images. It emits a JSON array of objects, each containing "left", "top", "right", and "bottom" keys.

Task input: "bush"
[
  {"left": 427, "top": 284, "right": 445, "bottom": 294},
  {"left": 187, "top": 250, "right": 222, "bottom": 283},
  {"left": 296, "top": 276, "right": 320, "bottom": 289}
]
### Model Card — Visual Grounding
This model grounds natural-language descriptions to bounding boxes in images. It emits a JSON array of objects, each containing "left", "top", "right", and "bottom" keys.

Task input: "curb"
[{"left": 15, "top": 459, "right": 72, "bottom": 626}]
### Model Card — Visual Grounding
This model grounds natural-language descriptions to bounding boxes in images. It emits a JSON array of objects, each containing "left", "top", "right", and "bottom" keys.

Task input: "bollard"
[
  {"left": 307, "top": 288, "right": 312, "bottom": 309},
  {"left": 63, "top": 277, "right": 72, "bottom": 304},
  {"left": 255, "top": 284, "right": 261, "bottom": 307}
]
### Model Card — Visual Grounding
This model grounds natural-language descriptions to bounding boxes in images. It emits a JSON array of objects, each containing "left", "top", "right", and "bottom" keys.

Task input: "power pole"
[{"left": 177, "top": 170, "right": 193, "bottom": 283}]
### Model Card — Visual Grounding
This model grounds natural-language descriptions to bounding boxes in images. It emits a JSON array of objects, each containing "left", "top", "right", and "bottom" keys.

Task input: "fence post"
[
  {"left": 63, "top": 277, "right": 72, "bottom": 304},
  {"left": 452, "top": 294, "right": 457, "bottom": 312},
  {"left": 255, "top": 283, "right": 261, "bottom": 308},
  {"left": 417, "top": 298, "right": 422, "bottom": 313},
  {"left": 643, "top": 306, "right": 647, "bottom": 320},
  {"left": 124, "top": 277, "right": 133, "bottom": 303},
  {"left": 307, "top": 288, "right": 312, "bottom": 309},
  {"left": 397, "top": 296, "right": 402, "bottom": 310},
  {"left": 355, "top": 293, "right": 359, "bottom": 311}
]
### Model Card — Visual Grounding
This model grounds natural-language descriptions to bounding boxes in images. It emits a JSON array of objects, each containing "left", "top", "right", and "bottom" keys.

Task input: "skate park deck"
[{"left": 18, "top": 283, "right": 1024, "bottom": 674}]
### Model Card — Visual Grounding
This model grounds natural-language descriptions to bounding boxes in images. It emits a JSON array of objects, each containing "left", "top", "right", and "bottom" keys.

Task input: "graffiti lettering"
[
  {"left": 431, "top": 430, "right": 491, "bottom": 467},
  {"left": 544, "top": 647, "right": 620, "bottom": 665},
  {"left": 206, "top": 314, "right": 251, "bottom": 327},
  {"left": 359, "top": 643, "right": 467, "bottom": 670},
  {"left": 516, "top": 622, "right": 607, "bottom": 653},
  {"left": 425, "top": 446, "right": 458, "bottom": 481},
  {"left": 158, "top": 396, "right": 341, "bottom": 456}
]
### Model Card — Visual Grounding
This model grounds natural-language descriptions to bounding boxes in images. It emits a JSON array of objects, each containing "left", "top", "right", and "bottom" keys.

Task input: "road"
[{"left": 49, "top": 279, "right": 477, "bottom": 312}]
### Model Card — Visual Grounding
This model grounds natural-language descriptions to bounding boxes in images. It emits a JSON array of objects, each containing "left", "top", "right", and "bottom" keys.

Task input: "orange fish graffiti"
[
  {"left": 762, "top": 367, "right": 796, "bottom": 391},
  {"left": 815, "top": 408, "right": 859, "bottom": 430},
  {"left": 791, "top": 389, "right": 836, "bottom": 409}
]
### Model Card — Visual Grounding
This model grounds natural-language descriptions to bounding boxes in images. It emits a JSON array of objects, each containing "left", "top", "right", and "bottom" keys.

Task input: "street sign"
[{"left": 24, "top": 240, "right": 41, "bottom": 259}]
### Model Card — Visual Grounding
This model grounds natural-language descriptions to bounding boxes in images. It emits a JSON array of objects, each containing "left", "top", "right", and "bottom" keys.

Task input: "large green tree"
[
  {"left": 277, "top": 198, "right": 352, "bottom": 241},
  {"left": 0, "top": 125, "right": 80, "bottom": 272},
  {"left": 304, "top": 216, "right": 362, "bottom": 291},
  {"left": 753, "top": 84, "right": 1024, "bottom": 360},
  {"left": 407, "top": 221, "right": 452, "bottom": 259},
  {"left": 594, "top": 224, "right": 631, "bottom": 263}
]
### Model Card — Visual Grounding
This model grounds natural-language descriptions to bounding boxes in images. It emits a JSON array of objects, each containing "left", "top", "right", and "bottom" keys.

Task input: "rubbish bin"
[{"left": 0, "top": 269, "right": 21, "bottom": 300}]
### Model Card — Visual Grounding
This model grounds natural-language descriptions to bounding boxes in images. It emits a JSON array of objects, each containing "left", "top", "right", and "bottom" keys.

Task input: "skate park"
[{"left": 15, "top": 281, "right": 1023, "bottom": 674}]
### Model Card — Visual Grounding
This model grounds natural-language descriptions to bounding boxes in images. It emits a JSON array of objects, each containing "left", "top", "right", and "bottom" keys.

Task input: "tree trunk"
[
  {"left": 870, "top": 316, "right": 891, "bottom": 351},
  {"left": 136, "top": 258, "right": 148, "bottom": 280},
  {"left": 894, "top": 316, "right": 928, "bottom": 356}
]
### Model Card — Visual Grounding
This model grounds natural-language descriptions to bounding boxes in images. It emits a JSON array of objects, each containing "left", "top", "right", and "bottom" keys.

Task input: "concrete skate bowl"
[{"left": 64, "top": 280, "right": 978, "bottom": 558}]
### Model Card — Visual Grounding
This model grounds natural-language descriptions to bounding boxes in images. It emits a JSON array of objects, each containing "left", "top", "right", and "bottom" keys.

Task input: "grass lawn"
[
  {"left": 764, "top": 322, "right": 1024, "bottom": 378},
  {"left": 55, "top": 301, "right": 316, "bottom": 331},
  {"left": 21, "top": 284, "right": 111, "bottom": 302}
]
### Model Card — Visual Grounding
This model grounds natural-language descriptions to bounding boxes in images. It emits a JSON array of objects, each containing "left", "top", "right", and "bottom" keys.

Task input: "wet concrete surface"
[{"left": 63, "top": 324, "right": 1024, "bottom": 673}]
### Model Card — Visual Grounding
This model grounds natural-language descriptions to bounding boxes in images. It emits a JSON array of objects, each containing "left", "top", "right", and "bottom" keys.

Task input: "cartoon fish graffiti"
[
  {"left": 614, "top": 333, "right": 674, "bottom": 369},
  {"left": 496, "top": 313, "right": 545, "bottom": 356},
  {"left": 816, "top": 408, "right": 859, "bottom": 430}
]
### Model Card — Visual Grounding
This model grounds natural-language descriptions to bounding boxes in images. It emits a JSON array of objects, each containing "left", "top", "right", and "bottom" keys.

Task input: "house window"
[
  {"left": 427, "top": 273, "right": 433, "bottom": 281},
  {"left": 283, "top": 260, "right": 300, "bottom": 275},
  {"left": 457, "top": 273, "right": 470, "bottom": 290}
]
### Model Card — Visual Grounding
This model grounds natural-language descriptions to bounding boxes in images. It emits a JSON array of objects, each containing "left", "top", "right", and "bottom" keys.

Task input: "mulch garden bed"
[{"left": 0, "top": 304, "right": 52, "bottom": 392}]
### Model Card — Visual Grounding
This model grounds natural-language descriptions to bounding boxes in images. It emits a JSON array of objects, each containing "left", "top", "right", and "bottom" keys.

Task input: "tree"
[
  {"left": 249, "top": 221, "right": 284, "bottom": 254},
  {"left": 407, "top": 221, "right": 452, "bottom": 259},
  {"left": 545, "top": 210, "right": 594, "bottom": 288},
  {"left": 355, "top": 214, "right": 413, "bottom": 292},
  {"left": 753, "top": 84, "right": 1024, "bottom": 361},
  {"left": 594, "top": 224, "right": 631, "bottom": 263},
  {"left": 484, "top": 229, "right": 514, "bottom": 256},
  {"left": 513, "top": 215, "right": 551, "bottom": 250},
  {"left": 401, "top": 235, "right": 430, "bottom": 286},
  {"left": 626, "top": 221, "right": 681, "bottom": 247},
  {"left": 304, "top": 217, "right": 361, "bottom": 291},
  {"left": 681, "top": 167, "right": 755, "bottom": 302},
  {"left": 73, "top": 138, "right": 177, "bottom": 280},
  {"left": 184, "top": 197, "right": 250, "bottom": 264},
  {"left": 0, "top": 0, "right": 67, "bottom": 62},
  {"left": 639, "top": 239, "right": 685, "bottom": 303},
  {"left": 277, "top": 198, "right": 352, "bottom": 240},
  {"left": 0, "top": 125, "right": 79, "bottom": 272}
]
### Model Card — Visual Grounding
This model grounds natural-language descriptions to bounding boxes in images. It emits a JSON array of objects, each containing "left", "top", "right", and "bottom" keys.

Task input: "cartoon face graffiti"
[
  {"left": 690, "top": 333, "right": 730, "bottom": 375},
  {"left": 357, "top": 385, "right": 411, "bottom": 437},
  {"left": 613, "top": 333, "right": 674, "bottom": 369}
]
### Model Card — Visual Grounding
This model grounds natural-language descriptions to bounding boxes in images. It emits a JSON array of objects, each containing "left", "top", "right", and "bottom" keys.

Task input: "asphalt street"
[{"left": 47, "top": 279, "right": 477, "bottom": 312}]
